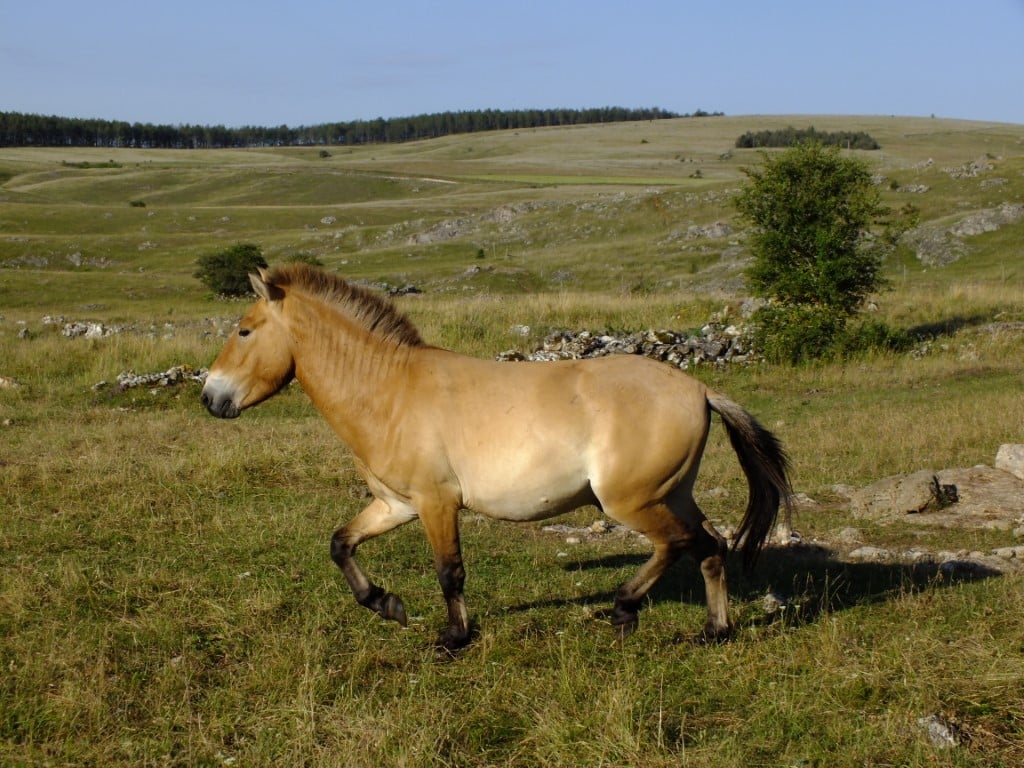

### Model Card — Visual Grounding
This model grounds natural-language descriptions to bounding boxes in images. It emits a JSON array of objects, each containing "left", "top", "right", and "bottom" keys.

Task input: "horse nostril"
[{"left": 200, "top": 391, "right": 211, "bottom": 408}]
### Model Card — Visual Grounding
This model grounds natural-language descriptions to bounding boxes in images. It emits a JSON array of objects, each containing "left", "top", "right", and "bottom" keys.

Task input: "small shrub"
[
  {"left": 129, "top": 200, "right": 146, "bottom": 208},
  {"left": 835, "top": 318, "right": 913, "bottom": 356},
  {"left": 751, "top": 304, "right": 844, "bottom": 365},
  {"left": 752, "top": 306, "right": 913, "bottom": 364},
  {"left": 194, "top": 243, "right": 267, "bottom": 296}
]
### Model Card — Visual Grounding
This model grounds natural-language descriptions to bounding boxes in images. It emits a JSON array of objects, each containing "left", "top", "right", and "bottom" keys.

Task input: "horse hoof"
[
  {"left": 695, "top": 625, "right": 732, "bottom": 645},
  {"left": 434, "top": 627, "right": 472, "bottom": 655},
  {"left": 591, "top": 608, "right": 639, "bottom": 641},
  {"left": 382, "top": 593, "right": 408, "bottom": 627}
]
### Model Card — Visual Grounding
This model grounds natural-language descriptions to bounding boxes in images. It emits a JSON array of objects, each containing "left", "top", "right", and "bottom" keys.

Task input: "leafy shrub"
[
  {"left": 735, "top": 143, "right": 918, "bottom": 365},
  {"left": 835, "top": 319, "right": 913, "bottom": 357},
  {"left": 194, "top": 243, "right": 267, "bottom": 296},
  {"left": 751, "top": 304, "right": 845, "bottom": 365},
  {"left": 752, "top": 306, "right": 913, "bottom": 364}
]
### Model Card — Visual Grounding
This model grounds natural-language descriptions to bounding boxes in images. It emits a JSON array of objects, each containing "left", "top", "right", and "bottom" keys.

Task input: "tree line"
[
  {"left": 734, "top": 126, "right": 880, "bottom": 150},
  {"left": 0, "top": 107, "right": 721, "bottom": 149}
]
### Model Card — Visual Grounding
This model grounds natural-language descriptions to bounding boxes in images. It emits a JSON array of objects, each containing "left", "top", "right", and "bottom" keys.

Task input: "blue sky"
[{"left": 3, "top": 0, "right": 1023, "bottom": 127}]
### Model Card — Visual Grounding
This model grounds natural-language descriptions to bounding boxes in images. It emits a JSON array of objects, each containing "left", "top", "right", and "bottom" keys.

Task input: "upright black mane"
[{"left": 266, "top": 263, "right": 425, "bottom": 348}]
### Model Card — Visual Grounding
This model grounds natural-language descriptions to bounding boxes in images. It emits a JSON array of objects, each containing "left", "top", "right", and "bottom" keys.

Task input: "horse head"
[{"left": 201, "top": 269, "right": 296, "bottom": 418}]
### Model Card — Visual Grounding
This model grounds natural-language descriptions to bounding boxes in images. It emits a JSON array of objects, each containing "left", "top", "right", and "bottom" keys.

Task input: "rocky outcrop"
[
  {"left": 849, "top": 464, "right": 1024, "bottom": 530},
  {"left": 906, "top": 203, "right": 1024, "bottom": 266},
  {"left": 995, "top": 444, "right": 1024, "bottom": 481}
]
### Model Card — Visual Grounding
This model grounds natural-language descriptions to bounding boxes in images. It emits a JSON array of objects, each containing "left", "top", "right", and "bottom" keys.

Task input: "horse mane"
[{"left": 266, "top": 263, "right": 425, "bottom": 348}]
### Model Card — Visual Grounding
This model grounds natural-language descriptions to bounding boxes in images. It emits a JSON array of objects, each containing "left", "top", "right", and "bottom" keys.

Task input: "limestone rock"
[
  {"left": 849, "top": 469, "right": 941, "bottom": 519},
  {"left": 995, "top": 444, "right": 1024, "bottom": 481}
]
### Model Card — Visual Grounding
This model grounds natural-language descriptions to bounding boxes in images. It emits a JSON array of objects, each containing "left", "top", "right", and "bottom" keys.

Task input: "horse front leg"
[
  {"left": 417, "top": 500, "right": 471, "bottom": 652},
  {"left": 330, "top": 497, "right": 417, "bottom": 627}
]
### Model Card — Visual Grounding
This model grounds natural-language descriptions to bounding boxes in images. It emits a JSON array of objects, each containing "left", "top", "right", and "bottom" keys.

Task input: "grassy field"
[{"left": 2, "top": 114, "right": 1024, "bottom": 766}]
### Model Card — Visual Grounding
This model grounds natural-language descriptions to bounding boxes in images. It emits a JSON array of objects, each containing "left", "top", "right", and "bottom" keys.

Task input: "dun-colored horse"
[{"left": 201, "top": 264, "right": 792, "bottom": 651}]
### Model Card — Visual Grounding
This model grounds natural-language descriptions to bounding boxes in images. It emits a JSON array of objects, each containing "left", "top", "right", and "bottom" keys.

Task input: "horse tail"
[{"left": 707, "top": 390, "right": 793, "bottom": 571}]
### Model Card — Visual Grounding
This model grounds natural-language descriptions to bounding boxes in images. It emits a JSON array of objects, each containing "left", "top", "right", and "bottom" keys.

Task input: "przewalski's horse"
[{"left": 201, "top": 263, "right": 792, "bottom": 651}]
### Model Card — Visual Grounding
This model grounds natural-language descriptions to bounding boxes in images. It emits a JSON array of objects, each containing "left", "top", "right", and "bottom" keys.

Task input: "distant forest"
[
  {"left": 734, "top": 126, "right": 880, "bottom": 150},
  {"left": 0, "top": 107, "right": 721, "bottom": 149}
]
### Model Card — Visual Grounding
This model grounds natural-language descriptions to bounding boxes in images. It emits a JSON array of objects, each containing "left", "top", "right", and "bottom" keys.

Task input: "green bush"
[
  {"left": 735, "top": 143, "right": 917, "bottom": 365},
  {"left": 752, "top": 305, "right": 913, "bottom": 364},
  {"left": 835, "top": 318, "right": 913, "bottom": 357},
  {"left": 194, "top": 243, "right": 267, "bottom": 296},
  {"left": 751, "top": 304, "right": 844, "bottom": 365}
]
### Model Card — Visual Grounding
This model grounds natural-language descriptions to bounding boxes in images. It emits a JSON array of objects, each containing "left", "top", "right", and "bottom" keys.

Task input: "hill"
[{"left": 1, "top": 114, "right": 1022, "bottom": 317}]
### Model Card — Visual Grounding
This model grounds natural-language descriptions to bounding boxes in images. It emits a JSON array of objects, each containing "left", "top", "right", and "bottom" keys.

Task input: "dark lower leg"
[
  {"left": 330, "top": 529, "right": 407, "bottom": 626},
  {"left": 435, "top": 556, "right": 470, "bottom": 651},
  {"left": 609, "top": 540, "right": 684, "bottom": 639},
  {"left": 610, "top": 589, "right": 642, "bottom": 639}
]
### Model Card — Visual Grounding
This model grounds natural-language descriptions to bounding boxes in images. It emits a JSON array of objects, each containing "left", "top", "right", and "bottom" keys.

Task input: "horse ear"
[{"left": 250, "top": 270, "right": 284, "bottom": 303}]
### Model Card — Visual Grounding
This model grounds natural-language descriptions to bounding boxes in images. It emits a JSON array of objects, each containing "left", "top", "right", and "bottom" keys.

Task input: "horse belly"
[{"left": 462, "top": 459, "right": 595, "bottom": 522}]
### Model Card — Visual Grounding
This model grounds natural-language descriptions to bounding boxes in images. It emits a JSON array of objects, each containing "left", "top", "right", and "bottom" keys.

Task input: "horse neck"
[{"left": 286, "top": 294, "right": 415, "bottom": 443}]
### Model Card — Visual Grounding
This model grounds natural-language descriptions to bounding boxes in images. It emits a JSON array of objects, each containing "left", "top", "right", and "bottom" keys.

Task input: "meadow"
[{"left": 2, "top": 114, "right": 1024, "bottom": 766}]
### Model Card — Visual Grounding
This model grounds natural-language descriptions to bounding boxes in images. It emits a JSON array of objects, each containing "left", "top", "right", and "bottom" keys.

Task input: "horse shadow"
[{"left": 505, "top": 542, "right": 1002, "bottom": 634}]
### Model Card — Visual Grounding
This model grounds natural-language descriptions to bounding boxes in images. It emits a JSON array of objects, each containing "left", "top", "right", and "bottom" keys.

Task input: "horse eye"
[{"left": 238, "top": 328, "right": 252, "bottom": 338}]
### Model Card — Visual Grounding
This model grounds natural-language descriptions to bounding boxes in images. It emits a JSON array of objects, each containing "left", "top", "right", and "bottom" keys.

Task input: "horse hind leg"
[
  {"left": 330, "top": 497, "right": 417, "bottom": 628},
  {"left": 695, "top": 517, "right": 731, "bottom": 642},
  {"left": 599, "top": 498, "right": 691, "bottom": 639},
  {"left": 603, "top": 495, "right": 731, "bottom": 642}
]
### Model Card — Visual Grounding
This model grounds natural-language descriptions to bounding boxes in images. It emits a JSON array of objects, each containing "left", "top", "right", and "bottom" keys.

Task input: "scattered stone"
[
  {"left": 848, "top": 546, "right": 894, "bottom": 562},
  {"left": 540, "top": 521, "right": 641, "bottom": 542},
  {"left": 789, "top": 492, "right": 819, "bottom": 510},
  {"left": 828, "top": 484, "right": 857, "bottom": 501},
  {"left": 938, "top": 557, "right": 1004, "bottom": 579},
  {"left": 496, "top": 322, "right": 756, "bottom": 370},
  {"left": 762, "top": 591, "right": 789, "bottom": 615},
  {"left": 991, "top": 545, "right": 1024, "bottom": 560},
  {"left": 685, "top": 222, "right": 732, "bottom": 239},
  {"left": 63, "top": 321, "right": 116, "bottom": 338},
  {"left": 95, "top": 365, "right": 208, "bottom": 392},
  {"left": 836, "top": 527, "right": 863, "bottom": 544},
  {"left": 942, "top": 156, "right": 993, "bottom": 179},
  {"left": 918, "top": 714, "right": 965, "bottom": 749}
]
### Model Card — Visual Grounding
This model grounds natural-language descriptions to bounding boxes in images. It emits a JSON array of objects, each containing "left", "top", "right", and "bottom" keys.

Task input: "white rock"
[{"left": 995, "top": 444, "right": 1024, "bottom": 481}]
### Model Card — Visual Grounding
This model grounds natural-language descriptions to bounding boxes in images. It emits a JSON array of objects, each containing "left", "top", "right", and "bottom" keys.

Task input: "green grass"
[{"left": 2, "top": 115, "right": 1024, "bottom": 766}]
